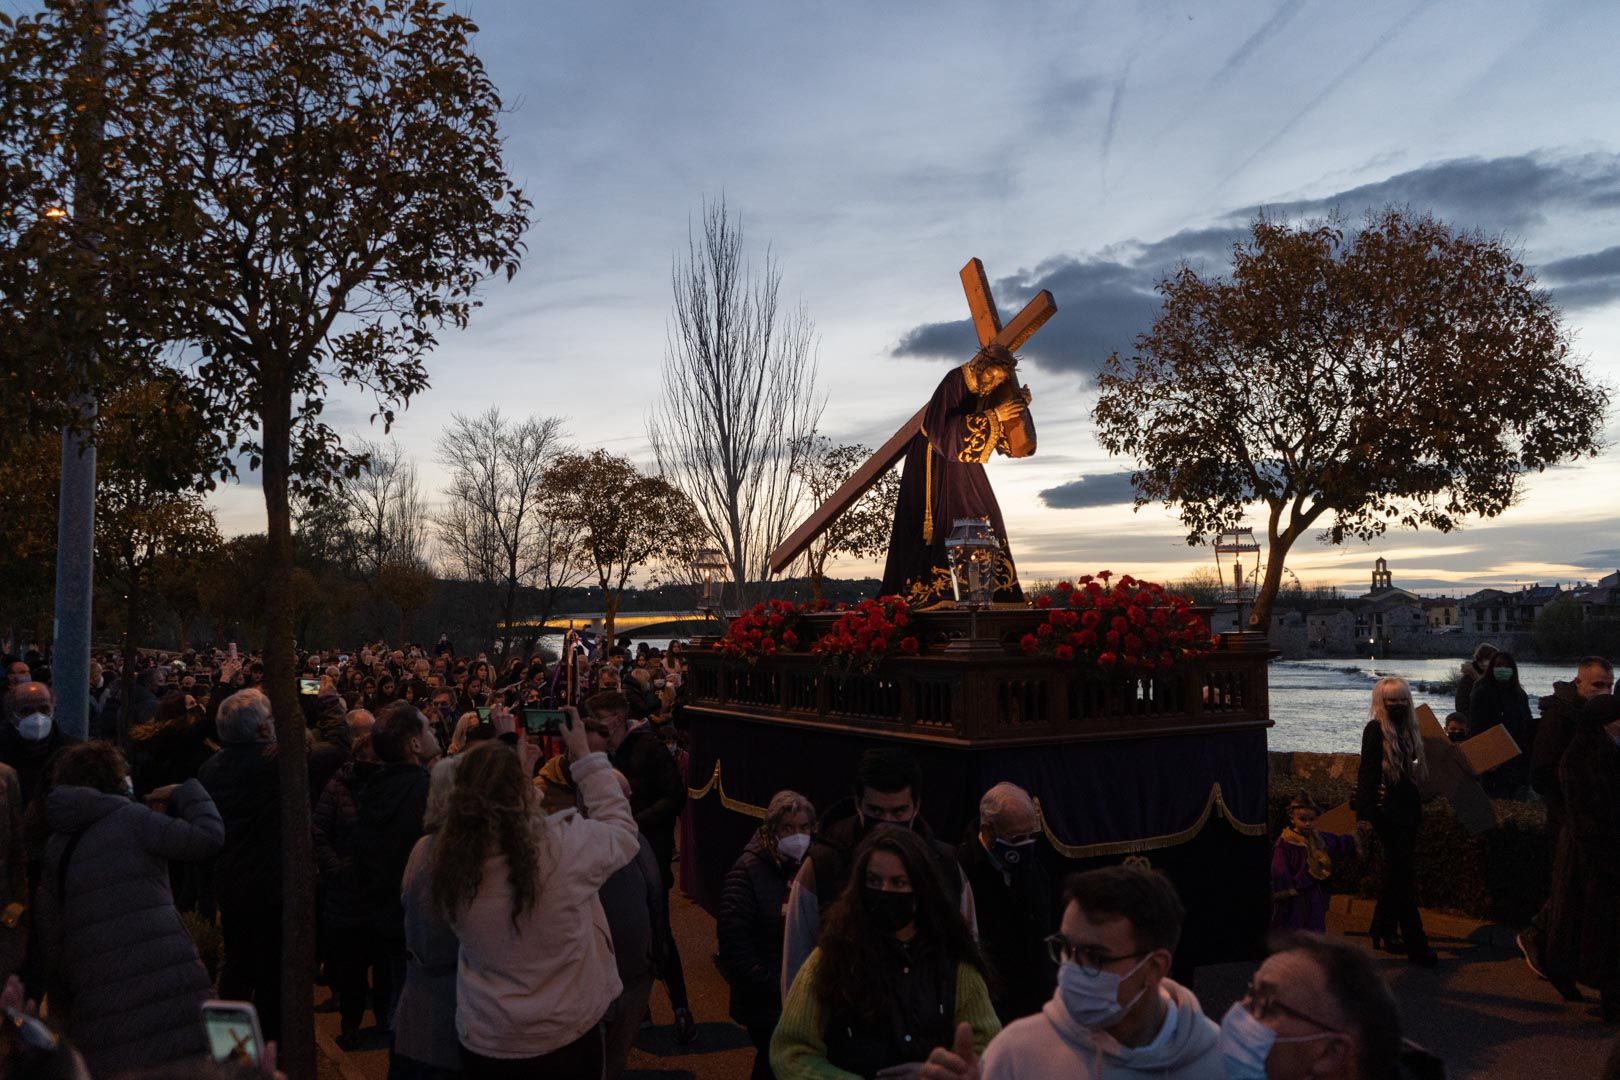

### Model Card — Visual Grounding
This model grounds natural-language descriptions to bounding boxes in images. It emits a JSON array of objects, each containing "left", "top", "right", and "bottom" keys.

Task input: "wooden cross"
[{"left": 766, "top": 259, "right": 1056, "bottom": 575}]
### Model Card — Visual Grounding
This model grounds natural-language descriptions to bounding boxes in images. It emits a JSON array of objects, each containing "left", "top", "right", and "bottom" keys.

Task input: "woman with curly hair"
[
  {"left": 771, "top": 827, "right": 1000, "bottom": 1078},
  {"left": 430, "top": 710, "right": 638, "bottom": 1077}
]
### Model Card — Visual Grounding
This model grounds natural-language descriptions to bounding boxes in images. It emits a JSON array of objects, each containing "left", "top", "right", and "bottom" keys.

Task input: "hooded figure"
[{"left": 1543, "top": 693, "right": 1620, "bottom": 1015}]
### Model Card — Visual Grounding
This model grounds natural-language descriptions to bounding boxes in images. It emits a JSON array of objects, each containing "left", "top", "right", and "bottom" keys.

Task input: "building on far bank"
[
  {"left": 1360, "top": 558, "right": 1422, "bottom": 603},
  {"left": 1423, "top": 598, "right": 1460, "bottom": 629},
  {"left": 1461, "top": 584, "right": 1565, "bottom": 636}
]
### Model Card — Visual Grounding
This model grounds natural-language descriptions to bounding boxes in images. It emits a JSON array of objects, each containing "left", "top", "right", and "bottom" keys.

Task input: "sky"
[{"left": 205, "top": 0, "right": 1620, "bottom": 596}]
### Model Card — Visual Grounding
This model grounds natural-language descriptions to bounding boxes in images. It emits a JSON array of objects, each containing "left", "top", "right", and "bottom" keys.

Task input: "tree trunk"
[
  {"left": 1248, "top": 519, "right": 1297, "bottom": 634},
  {"left": 261, "top": 385, "right": 316, "bottom": 1079},
  {"left": 603, "top": 587, "right": 619, "bottom": 643}
]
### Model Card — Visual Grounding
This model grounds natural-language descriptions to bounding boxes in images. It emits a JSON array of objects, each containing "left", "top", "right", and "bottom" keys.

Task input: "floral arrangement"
[
  {"left": 716, "top": 599, "right": 810, "bottom": 663},
  {"left": 1019, "top": 572, "right": 1211, "bottom": 671},
  {"left": 810, "top": 595, "right": 921, "bottom": 673}
]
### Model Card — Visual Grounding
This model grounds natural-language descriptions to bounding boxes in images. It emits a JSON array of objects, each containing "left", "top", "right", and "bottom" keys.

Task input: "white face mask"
[
  {"left": 1058, "top": 953, "right": 1152, "bottom": 1029},
  {"left": 15, "top": 712, "right": 51, "bottom": 743},
  {"left": 777, "top": 832, "right": 811, "bottom": 862},
  {"left": 1219, "top": 1000, "right": 1340, "bottom": 1079}
]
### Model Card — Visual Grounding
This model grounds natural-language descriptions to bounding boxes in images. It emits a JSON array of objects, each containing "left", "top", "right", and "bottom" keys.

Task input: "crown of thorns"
[{"left": 971, "top": 343, "right": 1019, "bottom": 369}]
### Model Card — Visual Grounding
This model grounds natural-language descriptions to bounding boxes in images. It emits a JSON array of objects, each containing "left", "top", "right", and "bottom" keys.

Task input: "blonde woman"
[
  {"left": 1351, "top": 677, "right": 1437, "bottom": 966},
  {"left": 446, "top": 711, "right": 482, "bottom": 756}
]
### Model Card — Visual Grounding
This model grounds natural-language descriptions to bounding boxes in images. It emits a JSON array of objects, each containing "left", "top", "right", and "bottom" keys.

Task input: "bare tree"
[
  {"left": 435, "top": 409, "right": 585, "bottom": 654},
  {"left": 342, "top": 438, "right": 429, "bottom": 582},
  {"left": 790, "top": 436, "right": 902, "bottom": 600},
  {"left": 649, "top": 197, "right": 823, "bottom": 609}
]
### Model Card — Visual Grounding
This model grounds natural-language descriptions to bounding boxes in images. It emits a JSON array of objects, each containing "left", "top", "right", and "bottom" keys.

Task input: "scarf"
[{"left": 1279, "top": 827, "right": 1333, "bottom": 881}]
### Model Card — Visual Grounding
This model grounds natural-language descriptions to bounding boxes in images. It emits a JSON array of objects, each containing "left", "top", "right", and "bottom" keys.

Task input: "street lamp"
[
  {"left": 693, "top": 548, "right": 728, "bottom": 617},
  {"left": 1213, "top": 526, "right": 1261, "bottom": 631}
]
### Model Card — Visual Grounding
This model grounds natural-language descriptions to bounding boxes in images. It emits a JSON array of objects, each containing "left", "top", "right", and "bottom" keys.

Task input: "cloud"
[
  {"left": 1038, "top": 471, "right": 1138, "bottom": 509},
  {"left": 892, "top": 153, "right": 1620, "bottom": 377},
  {"left": 1540, "top": 244, "right": 1620, "bottom": 309}
]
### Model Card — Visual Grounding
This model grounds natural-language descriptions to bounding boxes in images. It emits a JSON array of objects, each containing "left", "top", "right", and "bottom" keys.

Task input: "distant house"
[
  {"left": 1461, "top": 584, "right": 1565, "bottom": 635},
  {"left": 1423, "top": 598, "right": 1460, "bottom": 629},
  {"left": 1308, "top": 608, "right": 1356, "bottom": 651},
  {"left": 1355, "top": 593, "right": 1426, "bottom": 646}
]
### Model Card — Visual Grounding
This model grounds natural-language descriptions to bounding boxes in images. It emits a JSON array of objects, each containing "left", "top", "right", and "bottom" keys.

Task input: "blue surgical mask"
[
  {"left": 1494, "top": 667, "right": 1514, "bottom": 683},
  {"left": 15, "top": 712, "right": 51, "bottom": 743},
  {"left": 1219, "top": 1000, "right": 1339, "bottom": 1078},
  {"left": 1057, "top": 954, "right": 1150, "bottom": 1029}
]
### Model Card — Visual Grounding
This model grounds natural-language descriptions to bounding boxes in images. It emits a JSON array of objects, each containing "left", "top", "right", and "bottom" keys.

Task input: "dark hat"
[{"left": 1580, "top": 693, "right": 1619, "bottom": 727}]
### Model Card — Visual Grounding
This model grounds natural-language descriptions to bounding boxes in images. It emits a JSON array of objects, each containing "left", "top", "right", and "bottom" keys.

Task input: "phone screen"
[
  {"left": 298, "top": 678, "right": 320, "bottom": 696},
  {"left": 523, "top": 708, "right": 566, "bottom": 735},
  {"left": 476, "top": 706, "right": 491, "bottom": 722},
  {"left": 203, "top": 1001, "right": 262, "bottom": 1066}
]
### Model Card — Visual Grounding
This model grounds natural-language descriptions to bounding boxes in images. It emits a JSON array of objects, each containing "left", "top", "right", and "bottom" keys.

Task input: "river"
[{"left": 1268, "top": 657, "right": 1571, "bottom": 754}]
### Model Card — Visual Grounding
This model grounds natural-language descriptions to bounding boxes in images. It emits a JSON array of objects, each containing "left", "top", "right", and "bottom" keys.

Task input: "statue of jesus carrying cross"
[{"left": 768, "top": 259, "right": 1056, "bottom": 607}]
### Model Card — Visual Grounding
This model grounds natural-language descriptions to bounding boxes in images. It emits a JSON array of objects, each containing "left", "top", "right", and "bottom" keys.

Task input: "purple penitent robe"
[
  {"left": 1270, "top": 828, "right": 1358, "bottom": 932},
  {"left": 878, "top": 365, "right": 1024, "bottom": 607}
]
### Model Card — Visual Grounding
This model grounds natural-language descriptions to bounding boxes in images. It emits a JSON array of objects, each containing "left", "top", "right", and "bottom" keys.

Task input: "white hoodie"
[{"left": 979, "top": 978, "right": 1225, "bottom": 1080}]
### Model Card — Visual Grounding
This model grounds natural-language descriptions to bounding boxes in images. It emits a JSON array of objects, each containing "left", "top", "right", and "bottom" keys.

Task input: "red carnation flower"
[
  {"left": 1034, "top": 594, "right": 1053, "bottom": 609},
  {"left": 900, "top": 636, "right": 920, "bottom": 655},
  {"left": 761, "top": 638, "right": 778, "bottom": 654},
  {"left": 1081, "top": 610, "right": 1101, "bottom": 629},
  {"left": 1078, "top": 629, "right": 1098, "bottom": 647},
  {"left": 782, "top": 630, "right": 798, "bottom": 647},
  {"left": 1054, "top": 644, "right": 1075, "bottom": 662},
  {"left": 1020, "top": 634, "right": 1039, "bottom": 654},
  {"left": 1056, "top": 580, "right": 1073, "bottom": 592},
  {"left": 1037, "top": 623, "right": 1053, "bottom": 638},
  {"left": 1098, "top": 651, "right": 1117, "bottom": 667}
]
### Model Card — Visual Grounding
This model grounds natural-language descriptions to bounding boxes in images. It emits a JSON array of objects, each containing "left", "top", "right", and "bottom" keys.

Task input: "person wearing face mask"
[
  {"left": 1217, "top": 932, "right": 1442, "bottom": 1080},
  {"left": 1544, "top": 692, "right": 1620, "bottom": 1020},
  {"left": 1468, "top": 649, "right": 1534, "bottom": 798},
  {"left": 773, "top": 828, "right": 1000, "bottom": 1080},
  {"left": 958, "top": 782, "right": 1056, "bottom": 1024},
  {"left": 0, "top": 682, "right": 76, "bottom": 808},
  {"left": 922, "top": 865, "right": 1221, "bottom": 1080},
  {"left": 782, "top": 748, "right": 975, "bottom": 1003},
  {"left": 1352, "top": 678, "right": 1437, "bottom": 966},
  {"left": 720, "top": 790, "right": 817, "bottom": 1080}
]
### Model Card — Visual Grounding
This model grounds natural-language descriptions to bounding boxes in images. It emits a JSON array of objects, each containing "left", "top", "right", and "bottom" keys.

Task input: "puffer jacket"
[
  {"left": 42, "top": 780, "right": 224, "bottom": 1076},
  {"left": 718, "top": 835, "right": 795, "bottom": 1025},
  {"left": 313, "top": 759, "right": 380, "bottom": 930}
]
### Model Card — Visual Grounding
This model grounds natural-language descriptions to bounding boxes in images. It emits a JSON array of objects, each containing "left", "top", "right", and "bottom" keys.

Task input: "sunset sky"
[{"left": 207, "top": 0, "right": 1620, "bottom": 596}]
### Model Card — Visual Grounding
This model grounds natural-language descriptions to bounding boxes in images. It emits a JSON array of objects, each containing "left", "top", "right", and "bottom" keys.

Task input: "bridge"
[{"left": 500, "top": 610, "right": 719, "bottom": 639}]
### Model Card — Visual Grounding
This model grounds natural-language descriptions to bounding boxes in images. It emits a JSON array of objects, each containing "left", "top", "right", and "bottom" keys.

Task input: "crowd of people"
[{"left": 0, "top": 634, "right": 1614, "bottom": 1077}]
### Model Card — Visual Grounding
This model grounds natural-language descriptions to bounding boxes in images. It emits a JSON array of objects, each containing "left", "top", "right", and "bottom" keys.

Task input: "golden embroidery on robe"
[{"left": 958, "top": 411, "right": 1003, "bottom": 464}]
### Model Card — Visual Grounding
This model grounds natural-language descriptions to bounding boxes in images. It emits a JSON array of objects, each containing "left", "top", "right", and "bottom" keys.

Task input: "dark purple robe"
[
  {"left": 1270, "top": 828, "right": 1357, "bottom": 932},
  {"left": 878, "top": 367, "right": 1024, "bottom": 606}
]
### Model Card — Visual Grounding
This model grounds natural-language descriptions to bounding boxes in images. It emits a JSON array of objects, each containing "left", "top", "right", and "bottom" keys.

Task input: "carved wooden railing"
[{"left": 684, "top": 616, "right": 1271, "bottom": 748}]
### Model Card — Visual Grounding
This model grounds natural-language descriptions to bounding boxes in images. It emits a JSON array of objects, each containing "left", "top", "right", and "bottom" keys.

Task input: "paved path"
[{"left": 318, "top": 891, "right": 1619, "bottom": 1080}]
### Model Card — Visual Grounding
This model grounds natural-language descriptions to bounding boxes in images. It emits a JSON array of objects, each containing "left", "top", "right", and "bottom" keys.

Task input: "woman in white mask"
[{"left": 719, "top": 789, "right": 817, "bottom": 1080}]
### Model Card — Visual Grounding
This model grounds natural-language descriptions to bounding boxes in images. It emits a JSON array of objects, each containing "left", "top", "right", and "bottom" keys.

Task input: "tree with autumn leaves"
[{"left": 1095, "top": 209, "right": 1608, "bottom": 632}]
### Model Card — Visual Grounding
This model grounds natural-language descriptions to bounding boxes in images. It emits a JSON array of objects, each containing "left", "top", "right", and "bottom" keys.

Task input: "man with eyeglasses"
[
  {"left": 925, "top": 864, "right": 1222, "bottom": 1079},
  {"left": 1218, "top": 932, "right": 1441, "bottom": 1079},
  {"left": 1521, "top": 655, "right": 1616, "bottom": 989}
]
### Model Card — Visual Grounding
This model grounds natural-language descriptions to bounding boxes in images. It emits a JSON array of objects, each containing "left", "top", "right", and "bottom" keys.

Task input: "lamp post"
[
  {"left": 692, "top": 548, "right": 728, "bottom": 638},
  {"left": 944, "top": 516, "right": 1000, "bottom": 655},
  {"left": 1213, "top": 526, "right": 1261, "bottom": 634}
]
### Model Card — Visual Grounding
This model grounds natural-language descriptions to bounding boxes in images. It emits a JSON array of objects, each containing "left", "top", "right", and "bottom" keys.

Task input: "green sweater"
[{"left": 770, "top": 947, "right": 1002, "bottom": 1079}]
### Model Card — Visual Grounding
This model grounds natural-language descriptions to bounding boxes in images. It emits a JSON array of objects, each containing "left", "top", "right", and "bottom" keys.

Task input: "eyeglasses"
[
  {"left": 1043, "top": 934, "right": 1149, "bottom": 975},
  {"left": 1240, "top": 980, "right": 1342, "bottom": 1033}
]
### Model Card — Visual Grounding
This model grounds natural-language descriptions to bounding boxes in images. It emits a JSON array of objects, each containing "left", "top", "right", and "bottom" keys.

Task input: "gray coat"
[{"left": 44, "top": 779, "right": 225, "bottom": 1075}]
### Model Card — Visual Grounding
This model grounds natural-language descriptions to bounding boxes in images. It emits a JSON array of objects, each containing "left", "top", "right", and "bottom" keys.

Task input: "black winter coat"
[
  {"left": 42, "top": 780, "right": 223, "bottom": 1076},
  {"left": 0, "top": 722, "right": 75, "bottom": 809},
  {"left": 1352, "top": 721, "right": 1421, "bottom": 829},
  {"left": 197, "top": 742, "right": 281, "bottom": 911},
  {"left": 127, "top": 718, "right": 214, "bottom": 798},
  {"left": 1470, "top": 679, "right": 1534, "bottom": 794},
  {"left": 806, "top": 800, "right": 964, "bottom": 913},
  {"left": 1544, "top": 703, "right": 1620, "bottom": 990},
  {"left": 957, "top": 835, "right": 1057, "bottom": 1023},
  {"left": 1533, "top": 682, "right": 1585, "bottom": 822},
  {"left": 351, "top": 763, "right": 428, "bottom": 943},
  {"left": 613, "top": 727, "right": 685, "bottom": 886},
  {"left": 312, "top": 760, "right": 380, "bottom": 930},
  {"left": 718, "top": 836, "right": 794, "bottom": 1025}
]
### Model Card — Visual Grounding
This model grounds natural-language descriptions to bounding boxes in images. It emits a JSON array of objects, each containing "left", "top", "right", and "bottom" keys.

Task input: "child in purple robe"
[{"left": 1271, "top": 793, "right": 1360, "bottom": 932}]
